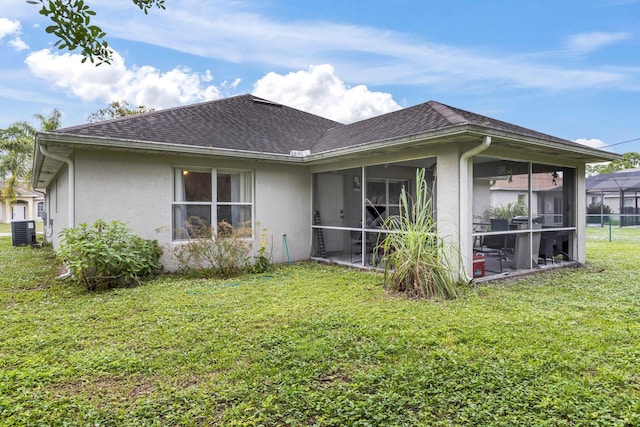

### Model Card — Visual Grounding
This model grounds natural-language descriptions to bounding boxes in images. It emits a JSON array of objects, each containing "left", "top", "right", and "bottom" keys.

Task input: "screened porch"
[{"left": 311, "top": 159, "right": 436, "bottom": 267}]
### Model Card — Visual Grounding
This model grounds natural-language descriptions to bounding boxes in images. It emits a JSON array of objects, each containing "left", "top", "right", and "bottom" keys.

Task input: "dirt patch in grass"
[{"left": 52, "top": 372, "right": 223, "bottom": 403}]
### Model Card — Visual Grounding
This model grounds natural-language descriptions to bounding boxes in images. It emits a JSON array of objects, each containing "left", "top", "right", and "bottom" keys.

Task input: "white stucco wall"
[
  {"left": 54, "top": 149, "right": 312, "bottom": 271},
  {"left": 254, "top": 163, "right": 312, "bottom": 265},
  {"left": 45, "top": 164, "right": 70, "bottom": 247}
]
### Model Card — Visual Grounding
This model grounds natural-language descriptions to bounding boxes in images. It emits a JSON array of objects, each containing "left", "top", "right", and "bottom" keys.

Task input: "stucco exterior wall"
[
  {"left": 254, "top": 163, "right": 312, "bottom": 265},
  {"left": 45, "top": 163, "right": 70, "bottom": 247},
  {"left": 58, "top": 149, "right": 312, "bottom": 271},
  {"left": 435, "top": 148, "right": 463, "bottom": 275}
]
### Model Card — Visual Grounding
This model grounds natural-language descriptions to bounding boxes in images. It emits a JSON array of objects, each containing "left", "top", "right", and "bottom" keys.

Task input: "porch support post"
[
  {"left": 458, "top": 136, "right": 492, "bottom": 281},
  {"left": 575, "top": 163, "right": 588, "bottom": 264}
]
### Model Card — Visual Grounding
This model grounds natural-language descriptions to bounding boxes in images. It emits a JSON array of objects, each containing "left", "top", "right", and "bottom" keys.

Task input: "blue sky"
[{"left": 1, "top": 0, "right": 639, "bottom": 154}]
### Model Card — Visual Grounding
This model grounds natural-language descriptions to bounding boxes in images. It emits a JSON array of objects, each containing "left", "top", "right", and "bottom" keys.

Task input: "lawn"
[{"left": 1, "top": 232, "right": 639, "bottom": 426}]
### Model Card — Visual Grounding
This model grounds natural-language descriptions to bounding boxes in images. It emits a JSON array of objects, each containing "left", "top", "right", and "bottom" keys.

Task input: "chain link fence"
[{"left": 586, "top": 214, "right": 640, "bottom": 242}]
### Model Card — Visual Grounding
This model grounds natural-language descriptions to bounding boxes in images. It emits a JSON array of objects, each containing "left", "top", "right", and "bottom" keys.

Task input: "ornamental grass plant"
[{"left": 378, "top": 168, "right": 460, "bottom": 300}]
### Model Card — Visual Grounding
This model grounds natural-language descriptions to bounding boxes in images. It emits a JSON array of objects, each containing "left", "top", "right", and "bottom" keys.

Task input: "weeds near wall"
[
  {"left": 173, "top": 218, "right": 272, "bottom": 277},
  {"left": 249, "top": 227, "right": 273, "bottom": 274}
]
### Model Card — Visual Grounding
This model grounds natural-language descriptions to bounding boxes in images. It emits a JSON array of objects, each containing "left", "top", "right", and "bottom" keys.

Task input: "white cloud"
[
  {"left": 23, "top": 48, "right": 400, "bottom": 123},
  {"left": 24, "top": 49, "right": 223, "bottom": 109},
  {"left": 566, "top": 32, "right": 632, "bottom": 55},
  {"left": 0, "top": 17, "right": 20, "bottom": 39},
  {"left": 0, "top": 17, "right": 28, "bottom": 50},
  {"left": 9, "top": 37, "right": 28, "bottom": 51},
  {"left": 575, "top": 138, "right": 606, "bottom": 149},
  {"left": 253, "top": 65, "right": 402, "bottom": 123}
]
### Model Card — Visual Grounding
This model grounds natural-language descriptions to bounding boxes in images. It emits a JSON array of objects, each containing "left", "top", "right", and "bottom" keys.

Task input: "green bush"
[
  {"left": 587, "top": 202, "right": 612, "bottom": 224},
  {"left": 59, "top": 220, "right": 162, "bottom": 291}
]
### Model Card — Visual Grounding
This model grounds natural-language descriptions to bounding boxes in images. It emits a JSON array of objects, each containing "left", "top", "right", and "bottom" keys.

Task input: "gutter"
[
  {"left": 39, "top": 143, "right": 75, "bottom": 228},
  {"left": 459, "top": 135, "right": 492, "bottom": 281}
]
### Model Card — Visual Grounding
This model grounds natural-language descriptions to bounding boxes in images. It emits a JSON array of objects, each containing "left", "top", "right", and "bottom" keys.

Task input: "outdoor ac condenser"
[{"left": 11, "top": 220, "right": 36, "bottom": 246}]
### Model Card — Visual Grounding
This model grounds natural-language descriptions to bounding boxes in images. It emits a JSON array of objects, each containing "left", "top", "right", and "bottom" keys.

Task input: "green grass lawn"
[{"left": 1, "top": 232, "right": 639, "bottom": 425}]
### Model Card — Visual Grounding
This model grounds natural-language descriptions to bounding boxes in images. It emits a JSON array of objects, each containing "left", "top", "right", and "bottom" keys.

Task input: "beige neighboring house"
[
  {"left": 481, "top": 173, "right": 565, "bottom": 226},
  {"left": 0, "top": 184, "right": 45, "bottom": 224},
  {"left": 31, "top": 94, "right": 619, "bottom": 280}
]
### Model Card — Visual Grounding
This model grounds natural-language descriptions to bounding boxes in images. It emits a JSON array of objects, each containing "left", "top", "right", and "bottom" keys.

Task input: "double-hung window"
[{"left": 172, "top": 167, "right": 253, "bottom": 240}]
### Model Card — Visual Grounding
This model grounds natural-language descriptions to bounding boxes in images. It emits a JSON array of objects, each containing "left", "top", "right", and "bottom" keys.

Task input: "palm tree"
[
  {"left": 34, "top": 108, "right": 62, "bottom": 132},
  {"left": 0, "top": 121, "right": 36, "bottom": 204},
  {"left": 0, "top": 109, "right": 61, "bottom": 205}
]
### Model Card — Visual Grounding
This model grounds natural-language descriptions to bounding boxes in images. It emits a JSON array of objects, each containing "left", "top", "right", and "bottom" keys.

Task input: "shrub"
[
  {"left": 59, "top": 220, "right": 162, "bottom": 291},
  {"left": 378, "top": 168, "right": 459, "bottom": 300},
  {"left": 587, "top": 202, "right": 612, "bottom": 215},
  {"left": 587, "top": 202, "right": 612, "bottom": 224},
  {"left": 173, "top": 219, "right": 252, "bottom": 277}
]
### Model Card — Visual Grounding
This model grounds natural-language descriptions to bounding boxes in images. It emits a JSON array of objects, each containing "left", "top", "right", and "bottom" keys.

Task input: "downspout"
[
  {"left": 39, "top": 143, "right": 75, "bottom": 228},
  {"left": 459, "top": 135, "right": 492, "bottom": 280}
]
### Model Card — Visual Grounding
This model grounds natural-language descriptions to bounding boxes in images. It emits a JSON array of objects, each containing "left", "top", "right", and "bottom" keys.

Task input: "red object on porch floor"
[{"left": 473, "top": 255, "right": 485, "bottom": 278}]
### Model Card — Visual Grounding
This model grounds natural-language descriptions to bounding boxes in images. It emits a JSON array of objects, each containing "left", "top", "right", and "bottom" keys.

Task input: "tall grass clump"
[{"left": 378, "top": 168, "right": 459, "bottom": 300}]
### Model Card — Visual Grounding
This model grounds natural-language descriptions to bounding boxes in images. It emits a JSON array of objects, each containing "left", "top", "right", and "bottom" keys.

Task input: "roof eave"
[
  {"left": 35, "top": 131, "right": 307, "bottom": 160},
  {"left": 304, "top": 124, "right": 621, "bottom": 164},
  {"left": 465, "top": 125, "right": 621, "bottom": 163},
  {"left": 306, "top": 125, "right": 470, "bottom": 163}
]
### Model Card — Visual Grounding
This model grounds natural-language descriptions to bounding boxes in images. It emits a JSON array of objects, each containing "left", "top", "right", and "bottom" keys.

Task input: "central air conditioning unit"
[{"left": 11, "top": 220, "right": 36, "bottom": 246}]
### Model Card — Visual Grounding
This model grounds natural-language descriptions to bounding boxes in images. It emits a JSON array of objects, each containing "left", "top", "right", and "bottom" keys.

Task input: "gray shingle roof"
[
  {"left": 55, "top": 94, "right": 342, "bottom": 155},
  {"left": 310, "top": 100, "right": 573, "bottom": 153},
  {"left": 586, "top": 170, "right": 640, "bottom": 193},
  {"left": 52, "top": 94, "right": 587, "bottom": 156}
]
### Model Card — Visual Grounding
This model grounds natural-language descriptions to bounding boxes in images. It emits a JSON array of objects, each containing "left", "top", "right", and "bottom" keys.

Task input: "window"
[
  {"left": 366, "top": 178, "right": 409, "bottom": 222},
  {"left": 37, "top": 202, "right": 44, "bottom": 218},
  {"left": 172, "top": 167, "right": 253, "bottom": 240}
]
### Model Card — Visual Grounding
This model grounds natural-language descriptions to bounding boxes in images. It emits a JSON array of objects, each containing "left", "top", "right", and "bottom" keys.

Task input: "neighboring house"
[
  {"left": 0, "top": 184, "right": 45, "bottom": 223},
  {"left": 31, "top": 94, "right": 618, "bottom": 280},
  {"left": 482, "top": 173, "right": 565, "bottom": 226},
  {"left": 586, "top": 169, "right": 640, "bottom": 214}
]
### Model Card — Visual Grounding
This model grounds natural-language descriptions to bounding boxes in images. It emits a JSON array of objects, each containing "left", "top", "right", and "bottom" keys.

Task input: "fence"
[{"left": 586, "top": 214, "right": 640, "bottom": 242}]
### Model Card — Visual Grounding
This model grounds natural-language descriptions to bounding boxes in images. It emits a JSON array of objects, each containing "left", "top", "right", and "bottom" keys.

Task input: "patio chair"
[
  {"left": 474, "top": 219, "right": 510, "bottom": 273},
  {"left": 350, "top": 230, "right": 377, "bottom": 263}
]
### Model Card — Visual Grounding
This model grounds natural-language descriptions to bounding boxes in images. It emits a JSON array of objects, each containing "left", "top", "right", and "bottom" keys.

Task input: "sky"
[{"left": 1, "top": 0, "right": 639, "bottom": 154}]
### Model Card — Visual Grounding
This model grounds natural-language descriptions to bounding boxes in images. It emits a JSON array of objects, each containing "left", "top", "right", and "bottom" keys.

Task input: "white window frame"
[{"left": 172, "top": 166, "right": 254, "bottom": 240}]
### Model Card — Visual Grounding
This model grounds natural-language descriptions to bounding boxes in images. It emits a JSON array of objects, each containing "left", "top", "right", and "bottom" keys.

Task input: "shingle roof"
[
  {"left": 50, "top": 94, "right": 597, "bottom": 157},
  {"left": 310, "top": 100, "right": 572, "bottom": 153},
  {"left": 55, "top": 94, "right": 342, "bottom": 155},
  {"left": 586, "top": 170, "right": 640, "bottom": 193}
]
